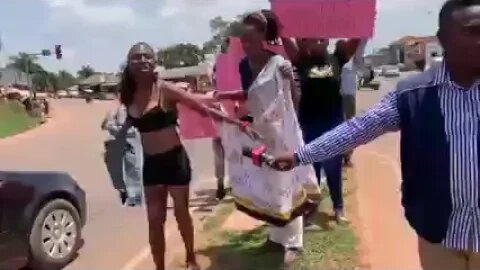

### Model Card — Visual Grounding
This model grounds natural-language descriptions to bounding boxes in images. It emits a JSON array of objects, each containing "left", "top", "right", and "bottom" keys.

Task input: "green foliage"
[
  {"left": 0, "top": 100, "right": 40, "bottom": 138},
  {"left": 157, "top": 43, "right": 205, "bottom": 69},
  {"left": 77, "top": 65, "right": 95, "bottom": 79},
  {"left": 157, "top": 14, "right": 246, "bottom": 69},
  {"left": 7, "top": 52, "right": 45, "bottom": 74},
  {"left": 202, "top": 15, "right": 245, "bottom": 54},
  {"left": 7, "top": 53, "right": 77, "bottom": 91},
  {"left": 57, "top": 70, "right": 76, "bottom": 89}
]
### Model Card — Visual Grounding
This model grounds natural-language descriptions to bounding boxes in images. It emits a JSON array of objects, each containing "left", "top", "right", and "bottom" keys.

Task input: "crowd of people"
[{"left": 100, "top": 0, "right": 480, "bottom": 269}]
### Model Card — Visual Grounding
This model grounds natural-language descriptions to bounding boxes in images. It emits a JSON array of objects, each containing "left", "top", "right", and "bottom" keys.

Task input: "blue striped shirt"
[{"left": 296, "top": 63, "right": 480, "bottom": 251}]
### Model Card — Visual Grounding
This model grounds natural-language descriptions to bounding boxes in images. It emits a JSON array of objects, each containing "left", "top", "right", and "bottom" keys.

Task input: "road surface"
[
  {"left": 0, "top": 99, "right": 220, "bottom": 270},
  {"left": 354, "top": 72, "right": 421, "bottom": 269},
  {"left": 0, "top": 73, "right": 419, "bottom": 270}
]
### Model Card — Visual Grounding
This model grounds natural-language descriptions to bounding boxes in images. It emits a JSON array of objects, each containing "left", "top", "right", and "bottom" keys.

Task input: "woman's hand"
[
  {"left": 174, "top": 82, "right": 191, "bottom": 90},
  {"left": 279, "top": 61, "right": 294, "bottom": 80},
  {"left": 243, "top": 126, "right": 263, "bottom": 141}
]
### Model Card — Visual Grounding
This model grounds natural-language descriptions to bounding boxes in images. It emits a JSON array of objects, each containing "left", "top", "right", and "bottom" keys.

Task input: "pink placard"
[
  {"left": 177, "top": 104, "right": 219, "bottom": 140},
  {"left": 271, "top": 0, "right": 376, "bottom": 38},
  {"left": 215, "top": 53, "right": 242, "bottom": 92},
  {"left": 227, "top": 37, "right": 244, "bottom": 58}
]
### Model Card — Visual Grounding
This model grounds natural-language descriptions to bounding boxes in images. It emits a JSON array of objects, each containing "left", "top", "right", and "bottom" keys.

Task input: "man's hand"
[{"left": 271, "top": 152, "right": 298, "bottom": 171}]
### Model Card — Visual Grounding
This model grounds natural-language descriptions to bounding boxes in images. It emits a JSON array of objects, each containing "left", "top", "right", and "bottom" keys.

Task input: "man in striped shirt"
[{"left": 272, "top": 0, "right": 480, "bottom": 268}]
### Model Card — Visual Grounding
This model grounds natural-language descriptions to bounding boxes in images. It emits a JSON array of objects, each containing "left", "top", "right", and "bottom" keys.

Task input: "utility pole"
[
  {"left": 23, "top": 46, "right": 62, "bottom": 99},
  {"left": 24, "top": 56, "right": 32, "bottom": 98}
]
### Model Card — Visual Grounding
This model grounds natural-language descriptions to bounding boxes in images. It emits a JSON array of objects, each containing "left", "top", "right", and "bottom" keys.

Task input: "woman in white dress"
[{"left": 213, "top": 10, "right": 320, "bottom": 265}]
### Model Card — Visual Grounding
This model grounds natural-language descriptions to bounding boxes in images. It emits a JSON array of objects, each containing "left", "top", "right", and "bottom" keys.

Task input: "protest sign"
[
  {"left": 271, "top": 0, "right": 376, "bottom": 38},
  {"left": 177, "top": 104, "right": 219, "bottom": 140},
  {"left": 215, "top": 53, "right": 241, "bottom": 92}
]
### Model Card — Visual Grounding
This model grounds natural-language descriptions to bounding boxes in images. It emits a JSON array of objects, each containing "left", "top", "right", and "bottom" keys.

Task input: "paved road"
[
  {"left": 0, "top": 99, "right": 219, "bottom": 270},
  {"left": 354, "top": 72, "right": 422, "bottom": 269},
  {"left": 0, "top": 73, "right": 419, "bottom": 270}
]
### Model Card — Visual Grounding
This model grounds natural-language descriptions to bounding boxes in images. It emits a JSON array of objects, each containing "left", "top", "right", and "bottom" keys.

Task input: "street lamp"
[{"left": 24, "top": 45, "right": 62, "bottom": 99}]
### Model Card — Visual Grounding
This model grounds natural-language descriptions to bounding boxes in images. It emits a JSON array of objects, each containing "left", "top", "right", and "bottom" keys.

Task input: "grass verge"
[
  {"left": 198, "top": 170, "right": 359, "bottom": 270},
  {"left": 0, "top": 100, "right": 40, "bottom": 138}
]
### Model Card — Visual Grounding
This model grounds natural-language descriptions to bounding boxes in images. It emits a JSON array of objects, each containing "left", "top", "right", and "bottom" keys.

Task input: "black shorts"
[{"left": 143, "top": 146, "right": 192, "bottom": 186}]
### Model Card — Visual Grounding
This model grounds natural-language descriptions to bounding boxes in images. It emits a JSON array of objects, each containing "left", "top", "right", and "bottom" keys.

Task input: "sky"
[{"left": 0, "top": 0, "right": 446, "bottom": 74}]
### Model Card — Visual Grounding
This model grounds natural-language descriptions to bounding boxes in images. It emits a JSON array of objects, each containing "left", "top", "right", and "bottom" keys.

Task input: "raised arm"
[
  {"left": 296, "top": 90, "right": 401, "bottom": 165},
  {"left": 281, "top": 37, "right": 300, "bottom": 63},
  {"left": 161, "top": 81, "right": 252, "bottom": 130},
  {"left": 341, "top": 38, "right": 362, "bottom": 61},
  {"left": 352, "top": 39, "right": 368, "bottom": 66},
  {"left": 213, "top": 90, "right": 247, "bottom": 101}
]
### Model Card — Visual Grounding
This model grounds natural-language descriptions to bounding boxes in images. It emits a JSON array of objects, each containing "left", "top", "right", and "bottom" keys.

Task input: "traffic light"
[
  {"left": 55, "top": 45, "right": 62, "bottom": 60},
  {"left": 41, "top": 49, "right": 51, "bottom": 56}
]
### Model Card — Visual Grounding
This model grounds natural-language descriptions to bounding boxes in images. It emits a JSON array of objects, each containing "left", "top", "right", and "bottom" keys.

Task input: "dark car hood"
[
  {"left": 0, "top": 171, "right": 71, "bottom": 178},
  {"left": 0, "top": 171, "right": 79, "bottom": 188}
]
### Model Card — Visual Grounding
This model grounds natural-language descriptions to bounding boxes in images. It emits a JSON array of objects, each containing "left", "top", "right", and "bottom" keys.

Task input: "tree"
[
  {"left": 57, "top": 70, "right": 76, "bottom": 89},
  {"left": 7, "top": 52, "right": 45, "bottom": 74},
  {"left": 32, "top": 71, "right": 53, "bottom": 91},
  {"left": 202, "top": 15, "right": 245, "bottom": 54},
  {"left": 157, "top": 43, "right": 204, "bottom": 69},
  {"left": 77, "top": 65, "right": 95, "bottom": 79}
]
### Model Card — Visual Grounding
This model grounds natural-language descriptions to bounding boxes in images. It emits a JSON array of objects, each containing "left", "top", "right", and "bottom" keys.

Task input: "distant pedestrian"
[
  {"left": 282, "top": 35, "right": 362, "bottom": 223},
  {"left": 43, "top": 98, "right": 50, "bottom": 116},
  {"left": 339, "top": 38, "right": 368, "bottom": 167}
]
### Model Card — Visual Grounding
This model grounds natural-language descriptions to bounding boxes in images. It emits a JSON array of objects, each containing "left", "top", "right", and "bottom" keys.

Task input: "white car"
[
  {"left": 56, "top": 90, "right": 68, "bottom": 98},
  {"left": 68, "top": 90, "right": 80, "bottom": 98},
  {"left": 381, "top": 66, "right": 400, "bottom": 77}
]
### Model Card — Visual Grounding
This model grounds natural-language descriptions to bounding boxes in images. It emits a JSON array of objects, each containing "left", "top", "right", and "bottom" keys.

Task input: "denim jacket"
[{"left": 102, "top": 105, "right": 144, "bottom": 206}]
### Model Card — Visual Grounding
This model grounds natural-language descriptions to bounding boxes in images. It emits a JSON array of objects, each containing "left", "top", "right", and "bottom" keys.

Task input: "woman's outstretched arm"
[{"left": 161, "top": 81, "right": 243, "bottom": 125}]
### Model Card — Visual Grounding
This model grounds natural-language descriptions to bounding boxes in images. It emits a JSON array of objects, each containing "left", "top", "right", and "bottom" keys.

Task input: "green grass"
[
  {"left": 0, "top": 100, "right": 40, "bottom": 138},
  {"left": 200, "top": 183, "right": 358, "bottom": 270},
  {"left": 203, "top": 202, "right": 236, "bottom": 232}
]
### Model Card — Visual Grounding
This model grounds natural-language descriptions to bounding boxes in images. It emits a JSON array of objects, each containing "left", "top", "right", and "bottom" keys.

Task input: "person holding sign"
[
  {"left": 281, "top": 37, "right": 361, "bottom": 223},
  {"left": 339, "top": 39, "right": 368, "bottom": 167},
  {"left": 271, "top": 0, "right": 480, "bottom": 268},
  {"left": 213, "top": 11, "right": 320, "bottom": 265}
]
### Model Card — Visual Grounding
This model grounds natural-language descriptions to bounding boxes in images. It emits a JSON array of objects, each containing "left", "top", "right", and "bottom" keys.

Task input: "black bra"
[{"left": 128, "top": 106, "right": 177, "bottom": 133}]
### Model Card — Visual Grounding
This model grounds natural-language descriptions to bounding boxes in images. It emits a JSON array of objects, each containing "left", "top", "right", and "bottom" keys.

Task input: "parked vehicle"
[
  {"left": 381, "top": 65, "right": 401, "bottom": 77},
  {"left": 0, "top": 171, "right": 86, "bottom": 270},
  {"left": 68, "top": 90, "right": 80, "bottom": 98},
  {"left": 373, "top": 67, "right": 382, "bottom": 76},
  {"left": 56, "top": 90, "right": 68, "bottom": 99}
]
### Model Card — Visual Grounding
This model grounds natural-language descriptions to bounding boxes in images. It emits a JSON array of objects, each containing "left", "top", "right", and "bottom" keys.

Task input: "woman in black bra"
[{"left": 119, "top": 42, "right": 246, "bottom": 270}]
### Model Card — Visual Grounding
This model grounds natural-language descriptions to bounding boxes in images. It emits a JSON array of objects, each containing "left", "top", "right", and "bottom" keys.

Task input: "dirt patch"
[{"left": 348, "top": 144, "right": 421, "bottom": 269}]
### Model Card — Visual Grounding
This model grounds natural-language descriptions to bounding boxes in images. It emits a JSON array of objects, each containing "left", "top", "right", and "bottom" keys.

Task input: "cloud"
[
  {"left": 61, "top": 46, "right": 76, "bottom": 60},
  {"left": 41, "top": 0, "right": 136, "bottom": 27},
  {"left": 158, "top": 0, "right": 184, "bottom": 17},
  {"left": 158, "top": 0, "right": 269, "bottom": 20},
  {"left": 377, "top": 0, "right": 443, "bottom": 12}
]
